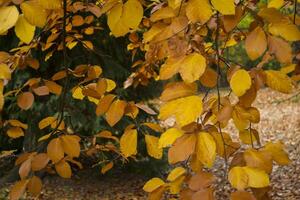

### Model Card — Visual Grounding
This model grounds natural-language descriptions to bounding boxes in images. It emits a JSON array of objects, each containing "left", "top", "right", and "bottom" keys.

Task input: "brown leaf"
[
  {"left": 19, "top": 158, "right": 31, "bottom": 179},
  {"left": 96, "top": 94, "right": 116, "bottom": 116},
  {"left": 27, "top": 176, "right": 42, "bottom": 196},
  {"left": 192, "top": 188, "right": 214, "bottom": 200},
  {"left": 9, "top": 180, "right": 28, "bottom": 200},
  {"left": 31, "top": 153, "right": 50, "bottom": 171},
  {"left": 17, "top": 92, "right": 34, "bottom": 110},
  {"left": 188, "top": 171, "right": 214, "bottom": 191},
  {"left": 168, "top": 134, "right": 196, "bottom": 164},
  {"left": 231, "top": 191, "right": 256, "bottom": 200}
]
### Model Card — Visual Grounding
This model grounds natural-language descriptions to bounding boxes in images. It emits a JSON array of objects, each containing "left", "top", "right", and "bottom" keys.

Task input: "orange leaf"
[
  {"left": 55, "top": 160, "right": 72, "bottom": 178},
  {"left": 27, "top": 176, "right": 42, "bottom": 196},
  {"left": 60, "top": 135, "right": 81, "bottom": 158},
  {"left": 105, "top": 99, "right": 127, "bottom": 126},
  {"left": 17, "top": 92, "right": 34, "bottom": 110},
  {"left": 47, "top": 138, "right": 64, "bottom": 163}
]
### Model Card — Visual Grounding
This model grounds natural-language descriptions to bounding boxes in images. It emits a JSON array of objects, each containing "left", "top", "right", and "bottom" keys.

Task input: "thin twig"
[{"left": 215, "top": 12, "right": 228, "bottom": 176}]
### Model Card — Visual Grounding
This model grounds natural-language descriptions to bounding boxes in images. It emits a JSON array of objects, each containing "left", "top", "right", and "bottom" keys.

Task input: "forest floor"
[{"left": 0, "top": 88, "right": 300, "bottom": 200}]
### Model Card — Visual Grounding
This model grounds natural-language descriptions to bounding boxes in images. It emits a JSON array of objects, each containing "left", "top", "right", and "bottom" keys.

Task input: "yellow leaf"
[
  {"left": 8, "top": 120, "right": 28, "bottom": 129},
  {"left": 47, "top": 138, "right": 64, "bottom": 163},
  {"left": 159, "top": 95, "right": 203, "bottom": 127},
  {"left": 145, "top": 135, "right": 163, "bottom": 159},
  {"left": 268, "top": 0, "right": 284, "bottom": 9},
  {"left": 120, "top": 129, "right": 137, "bottom": 158},
  {"left": 122, "top": 0, "right": 143, "bottom": 29},
  {"left": 228, "top": 166, "right": 249, "bottom": 190},
  {"left": 0, "top": 63, "right": 11, "bottom": 80},
  {"left": 60, "top": 135, "right": 81, "bottom": 158},
  {"left": 38, "top": 116, "right": 57, "bottom": 129},
  {"left": 211, "top": 0, "right": 235, "bottom": 15},
  {"left": 7, "top": 127, "right": 24, "bottom": 139},
  {"left": 196, "top": 132, "right": 216, "bottom": 168},
  {"left": 72, "top": 87, "right": 85, "bottom": 100},
  {"left": 107, "top": 3, "right": 127, "bottom": 37},
  {"left": 160, "top": 82, "right": 197, "bottom": 102},
  {"left": 243, "top": 166, "right": 270, "bottom": 188},
  {"left": 263, "top": 141, "right": 290, "bottom": 165},
  {"left": 38, "top": 0, "right": 61, "bottom": 9},
  {"left": 9, "top": 180, "right": 28, "bottom": 200},
  {"left": 143, "top": 178, "right": 165, "bottom": 192},
  {"left": 105, "top": 99, "right": 127, "bottom": 126},
  {"left": 27, "top": 176, "right": 42, "bottom": 196},
  {"left": 243, "top": 149, "right": 272, "bottom": 173},
  {"left": 150, "top": 6, "right": 175, "bottom": 22},
  {"left": 280, "top": 64, "right": 296, "bottom": 74},
  {"left": 179, "top": 53, "right": 206, "bottom": 83},
  {"left": 269, "top": 23, "right": 300, "bottom": 42},
  {"left": 245, "top": 26, "right": 267, "bottom": 60},
  {"left": 101, "top": 162, "right": 114, "bottom": 174},
  {"left": 0, "top": 6, "right": 19, "bottom": 35},
  {"left": 105, "top": 79, "right": 116, "bottom": 92},
  {"left": 143, "top": 22, "right": 166, "bottom": 43},
  {"left": 168, "top": 175, "right": 185, "bottom": 194},
  {"left": 158, "top": 128, "right": 184, "bottom": 148},
  {"left": 230, "top": 69, "right": 252, "bottom": 97},
  {"left": 55, "top": 160, "right": 72, "bottom": 178},
  {"left": 21, "top": 1, "right": 48, "bottom": 27},
  {"left": 186, "top": 0, "right": 213, "bottom": 24},
  {"left": 167, "top": 167, "right": 186, "bottom": 181},
  {"left": 265, "top": 70, "right": 292, "bottom": 93},
  {"left": 15, "top": 14, "right": 35, "bottom": 44},
  {"left": 159, "top": 57, "right": 183, "bottom": 80}
]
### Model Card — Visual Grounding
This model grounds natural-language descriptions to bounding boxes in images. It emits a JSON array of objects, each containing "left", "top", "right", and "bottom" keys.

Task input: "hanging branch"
[{"left": 215, "top": 12, "right": 228, "bottom": 175}]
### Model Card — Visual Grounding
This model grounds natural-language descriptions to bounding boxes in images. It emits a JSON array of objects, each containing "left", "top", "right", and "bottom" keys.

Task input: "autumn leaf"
[
  {"left": 15, "top": 15, "right": 35, "bottom": 44},
  {"left": 168, "top": 134, "right": 196, "bottom": 164},
  {"left": 17, "top": 92, "right": 34, "bottom": 110},
  {"left": 245, "top": 27, "right": 267, "bottom": 60},
  {"left": 55, "top": 160, "right": 72, "bottom": 178},
  {"left": 211, "top": 0, "right": 235, "bottom": 15},
  {"left": 27, "top": 176, "right": 42, "bottom": 196},
  {"left": 145, "top": 135, "right": 163, "bottom": 159},
  {"left": 105, "top": 99, "right": 127, "bottom": 126},
  {"left": 0, "top": 6, "right": 19, "bottom": 35},
  {"left": 158, "top": 128, "right": 184, "bottom": 148},
  {"left": 143, "top": 178, "right": 165, "bottom": 192},
  {"left": 265, "top": 70, "right": 292, "bottom": 93},
  {"left": 186, "top": 0, "right": 213, "bottom": 24},
  {"left": 230, "top": 69, "right": 252, "bottom": 97},
  {"left": 167, "top": 167, "right": 186, "bottom": 182},
  {"left": 47, "top": 138, "right": 64, "bottom": 163},
  {"left": 179, "top": 53, "right": 206, "bottom": 83},
  {"left": 60, "top": 135, "right": 81, "bottom": 158},
  {"left": 159, "top": 95, "right": 203, "bottom": 127},
  {"left": 196, "top": 132, "right": 216, "bottom": 168},
  {"left": 7, "top": 127, "right": 24, "bottom": 139},
  {"left": 9, "top": 180, "right": 28, "bottom": 200},
  {"left": 120, "top": 129, "right": 138, "bottom": 158}
]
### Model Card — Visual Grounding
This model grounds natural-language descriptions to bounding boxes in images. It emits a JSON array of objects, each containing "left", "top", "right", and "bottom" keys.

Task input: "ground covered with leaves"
[{"left": 1, "top": 88, "right": 299, "bottom": 200}]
